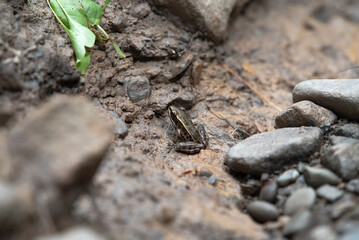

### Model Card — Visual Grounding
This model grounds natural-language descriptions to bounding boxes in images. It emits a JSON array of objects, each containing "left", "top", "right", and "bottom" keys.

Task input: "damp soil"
[{"left": 2, "top": 0, "right": 359, "bottom": 239}]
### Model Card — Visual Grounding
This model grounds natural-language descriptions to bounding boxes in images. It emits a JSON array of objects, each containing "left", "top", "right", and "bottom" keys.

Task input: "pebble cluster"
[{"left": 225, "top": 79, "right": 359, "bottom": 239}]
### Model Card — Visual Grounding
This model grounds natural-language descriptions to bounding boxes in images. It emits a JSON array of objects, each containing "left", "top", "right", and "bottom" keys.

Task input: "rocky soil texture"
[{"left": 1, "top": 0, "right": 359, "bottom": 240}]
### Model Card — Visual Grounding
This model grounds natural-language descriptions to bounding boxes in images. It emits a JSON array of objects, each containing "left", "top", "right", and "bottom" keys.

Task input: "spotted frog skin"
[{"left": 168, "top": 105, "right": 209, "bottom": 154}]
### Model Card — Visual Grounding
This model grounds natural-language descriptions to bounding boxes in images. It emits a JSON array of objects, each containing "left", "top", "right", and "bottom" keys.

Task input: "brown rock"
[
  {"left": 7, "top": 95, "right": 113, "bottom": 215},
  {"left": 275, "top": 100, "right": 337, "bottom": 128},
  {"left": 174, "top": 197, "right": 267, "bottom": 240}
]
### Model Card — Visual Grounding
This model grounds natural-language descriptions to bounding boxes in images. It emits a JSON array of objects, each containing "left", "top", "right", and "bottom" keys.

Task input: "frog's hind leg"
[{"left": 175, "top": 142, "right": 203, "bottom": 154}]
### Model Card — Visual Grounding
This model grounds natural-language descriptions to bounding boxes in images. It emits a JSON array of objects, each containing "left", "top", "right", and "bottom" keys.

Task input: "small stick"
[
  {"left": 221, "top": 63, "right": 283, "bottom": 112},
  {"left": 205, "top": 104, "right": 250, "bottom": 138},
  {"left": 178, "top": 170, "right": 193, "bottom": 176}
]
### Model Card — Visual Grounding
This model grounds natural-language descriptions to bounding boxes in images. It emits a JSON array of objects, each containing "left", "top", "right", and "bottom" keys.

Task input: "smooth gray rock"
[
  {"left": 225, "top": 127, "right": 323, "bottom": 175},
  {"left": 331, "top": 201, "right": 356, "bottom": 219},
  {"left": 0, "top": 181, "right": 29, "bottom": 230},
  {"left": 322, "top": 138, "right": 359, "bottom": 181},
  {"left": 329, "top": 136, "right": 359, "bottom": 145},
  {"left": 283, "top": 210, "right": 312, "bottom": 236},
  {"left": 246, "top": 200, "right": 279, "bottom": 223},
  {"left": 275, "top": 100, "right": 337, "bottom": 128},
  {"left": 259, "top": 180, "right": 278, "bottom": 203},
  {"left": 303, "top": 165, "right": 340, "bottom": 188},
  {"left": 126, "top": 76, "right": 151, "bottom": 102},
  {"left": 277, "top": 169, "right": 300, "bottom": 187},
  {"left": 340, "top": 229, "right": 359, "bottom": 240},
  {"left": 109, "top": 111, "right": 128, "bottom": 138},
  {"left": 284, "top": 188, "right": 316, "bottom": 216},
  {"left": 35, "top": 227, "right": 108, "bottom": 240},
  {"left": 346, "top": 179, "right": 359, "bottom": 194},
  {"left": 317, "top": 185, "right": 343, "bottom": 202},
  {"left": 148, "top": 0, "right": 250, "bottom": 42},
  {"left": 308, "top": 225, "right": 337, "bottom": 240},
  {"left": 293, "top": 79, "right": 359, "bottom": 121},
  {"left": 335, "top": 124, "right": 359, "bottom": 140}
]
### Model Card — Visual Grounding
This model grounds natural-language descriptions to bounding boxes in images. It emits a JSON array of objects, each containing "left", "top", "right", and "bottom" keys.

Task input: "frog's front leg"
[
  {"left": 175, "top": 141, "right": 204, "bottom": 154},
  {"left": 197, "top": 124, "right": 209, "bottom": 148}
]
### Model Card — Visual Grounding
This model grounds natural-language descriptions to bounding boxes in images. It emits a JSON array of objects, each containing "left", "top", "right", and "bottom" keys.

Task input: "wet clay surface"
[{"left": 2, "top": 0, "right": 359, "bottom": 239}]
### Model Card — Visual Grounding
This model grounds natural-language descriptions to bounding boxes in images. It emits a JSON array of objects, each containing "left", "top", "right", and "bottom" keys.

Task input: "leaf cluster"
[{"left": 47, "top": 0, "right": 125, "bottom": 74}]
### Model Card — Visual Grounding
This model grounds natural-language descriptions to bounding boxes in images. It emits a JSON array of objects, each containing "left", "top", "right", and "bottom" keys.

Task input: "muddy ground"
[{"left": 1, "top": 0, "right": 359, "bottom": 239}]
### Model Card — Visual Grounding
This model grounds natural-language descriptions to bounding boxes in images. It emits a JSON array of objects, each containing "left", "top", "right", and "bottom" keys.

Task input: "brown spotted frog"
[{"left": 168, "top": 105, "right": 209, "bottom": 154}]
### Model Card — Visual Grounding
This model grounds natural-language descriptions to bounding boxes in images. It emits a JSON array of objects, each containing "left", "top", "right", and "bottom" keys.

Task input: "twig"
[
  {"left": 178, "top": 170, "right": 193, "bottom": 176},
  {"left": 221, "top": 63, "right": 283, "bottom": 112},
  {"left": 205, "top": 104, "right": 250, "bottom": 138}
]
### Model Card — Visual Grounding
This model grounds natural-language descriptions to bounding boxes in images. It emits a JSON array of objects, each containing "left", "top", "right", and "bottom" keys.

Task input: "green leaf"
[
  {"left": 48, "top": 0, "right": 98, "bottom": 74},
  {"left": 48, "top": 0, "right": 125, "bottom": 74},
  {"left": 103, "top": 0, "right": 112, "bottom": 10}
]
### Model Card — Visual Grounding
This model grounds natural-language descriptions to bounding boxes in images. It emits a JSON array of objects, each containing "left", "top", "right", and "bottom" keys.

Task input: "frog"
[{"left": 168, "top": 105, "right": 209, "bottom": 154}]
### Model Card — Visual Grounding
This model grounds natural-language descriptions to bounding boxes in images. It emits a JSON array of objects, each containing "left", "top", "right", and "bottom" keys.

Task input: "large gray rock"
[
  {"left": 293, "top": 79, "right": 359, "bottom": 121},
  {"left": 322, "top": 136, "right": 359, "bottom": 181},
  {"left": 275, "top": 100, "right": 337, "bottom": 128},
  {"left": 224, "top": 127, "right": 323, "bottom": 175},
  {"left": 148, "top": 0, "right": 250, "bottom": 42},
  {"left": 7, "top": 95, "right": 113, "bottom": 216}
]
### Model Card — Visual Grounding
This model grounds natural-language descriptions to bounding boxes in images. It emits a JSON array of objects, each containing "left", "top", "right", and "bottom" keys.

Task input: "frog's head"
[{"left": 168, "top": 105, "right": 185, "bottom": 124}]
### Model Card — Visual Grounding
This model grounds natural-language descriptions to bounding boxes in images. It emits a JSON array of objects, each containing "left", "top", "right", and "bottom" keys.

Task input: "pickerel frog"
[{"left": 168, "top": 105, "right": 208, "bottom": 154}]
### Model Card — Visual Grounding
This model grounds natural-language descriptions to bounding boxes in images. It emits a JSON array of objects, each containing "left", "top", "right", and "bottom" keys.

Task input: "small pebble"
[
  {"left": 247, "top": 200, "right": 279, "bottom": 223},
  {"left": 172, "top": 85, "right": 179, "bottom": 92},
  {"left": 303, "top": 165, "right": 340, "bottom": 188},
  {"left": 109, "top": 111, "right": 128, "bottom": 138},
  {"left": 277, "top": 169, "right": 299, "bottom": 187},
  {"left": 317, "top": 184, "right": 343, "bottom": 202},
  {"left": 284, "top": 187, "right": 316, "bottom": 215},
  {"left": 346, "top": 179, "right": 359, "bottom": 194},
  {"left": 308, "top": 225, "right": 337, "bottom": 240},
  {"left": 334, "top": 123, "right": 359, "bottom": 140},
  {"left": 207, "top": 176, "right": 217, "bottom": 185},
  {"left": 199, "top": 168, "right": 213, "bottom": 177},
  {"left": 283, "top": 210, "right": 312, "bottom": 236},
  {"left": 35, "top": 226, "right": 108, "bottom": 240},
  {"left": 331, "top": 201, "right": 356, "bottom": 219},
  {"left": 339, "top": 229, "right": 359, "bottom": 240},
  {"left": 259, "top": 180, "right": 278, "bottom": 203}
]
